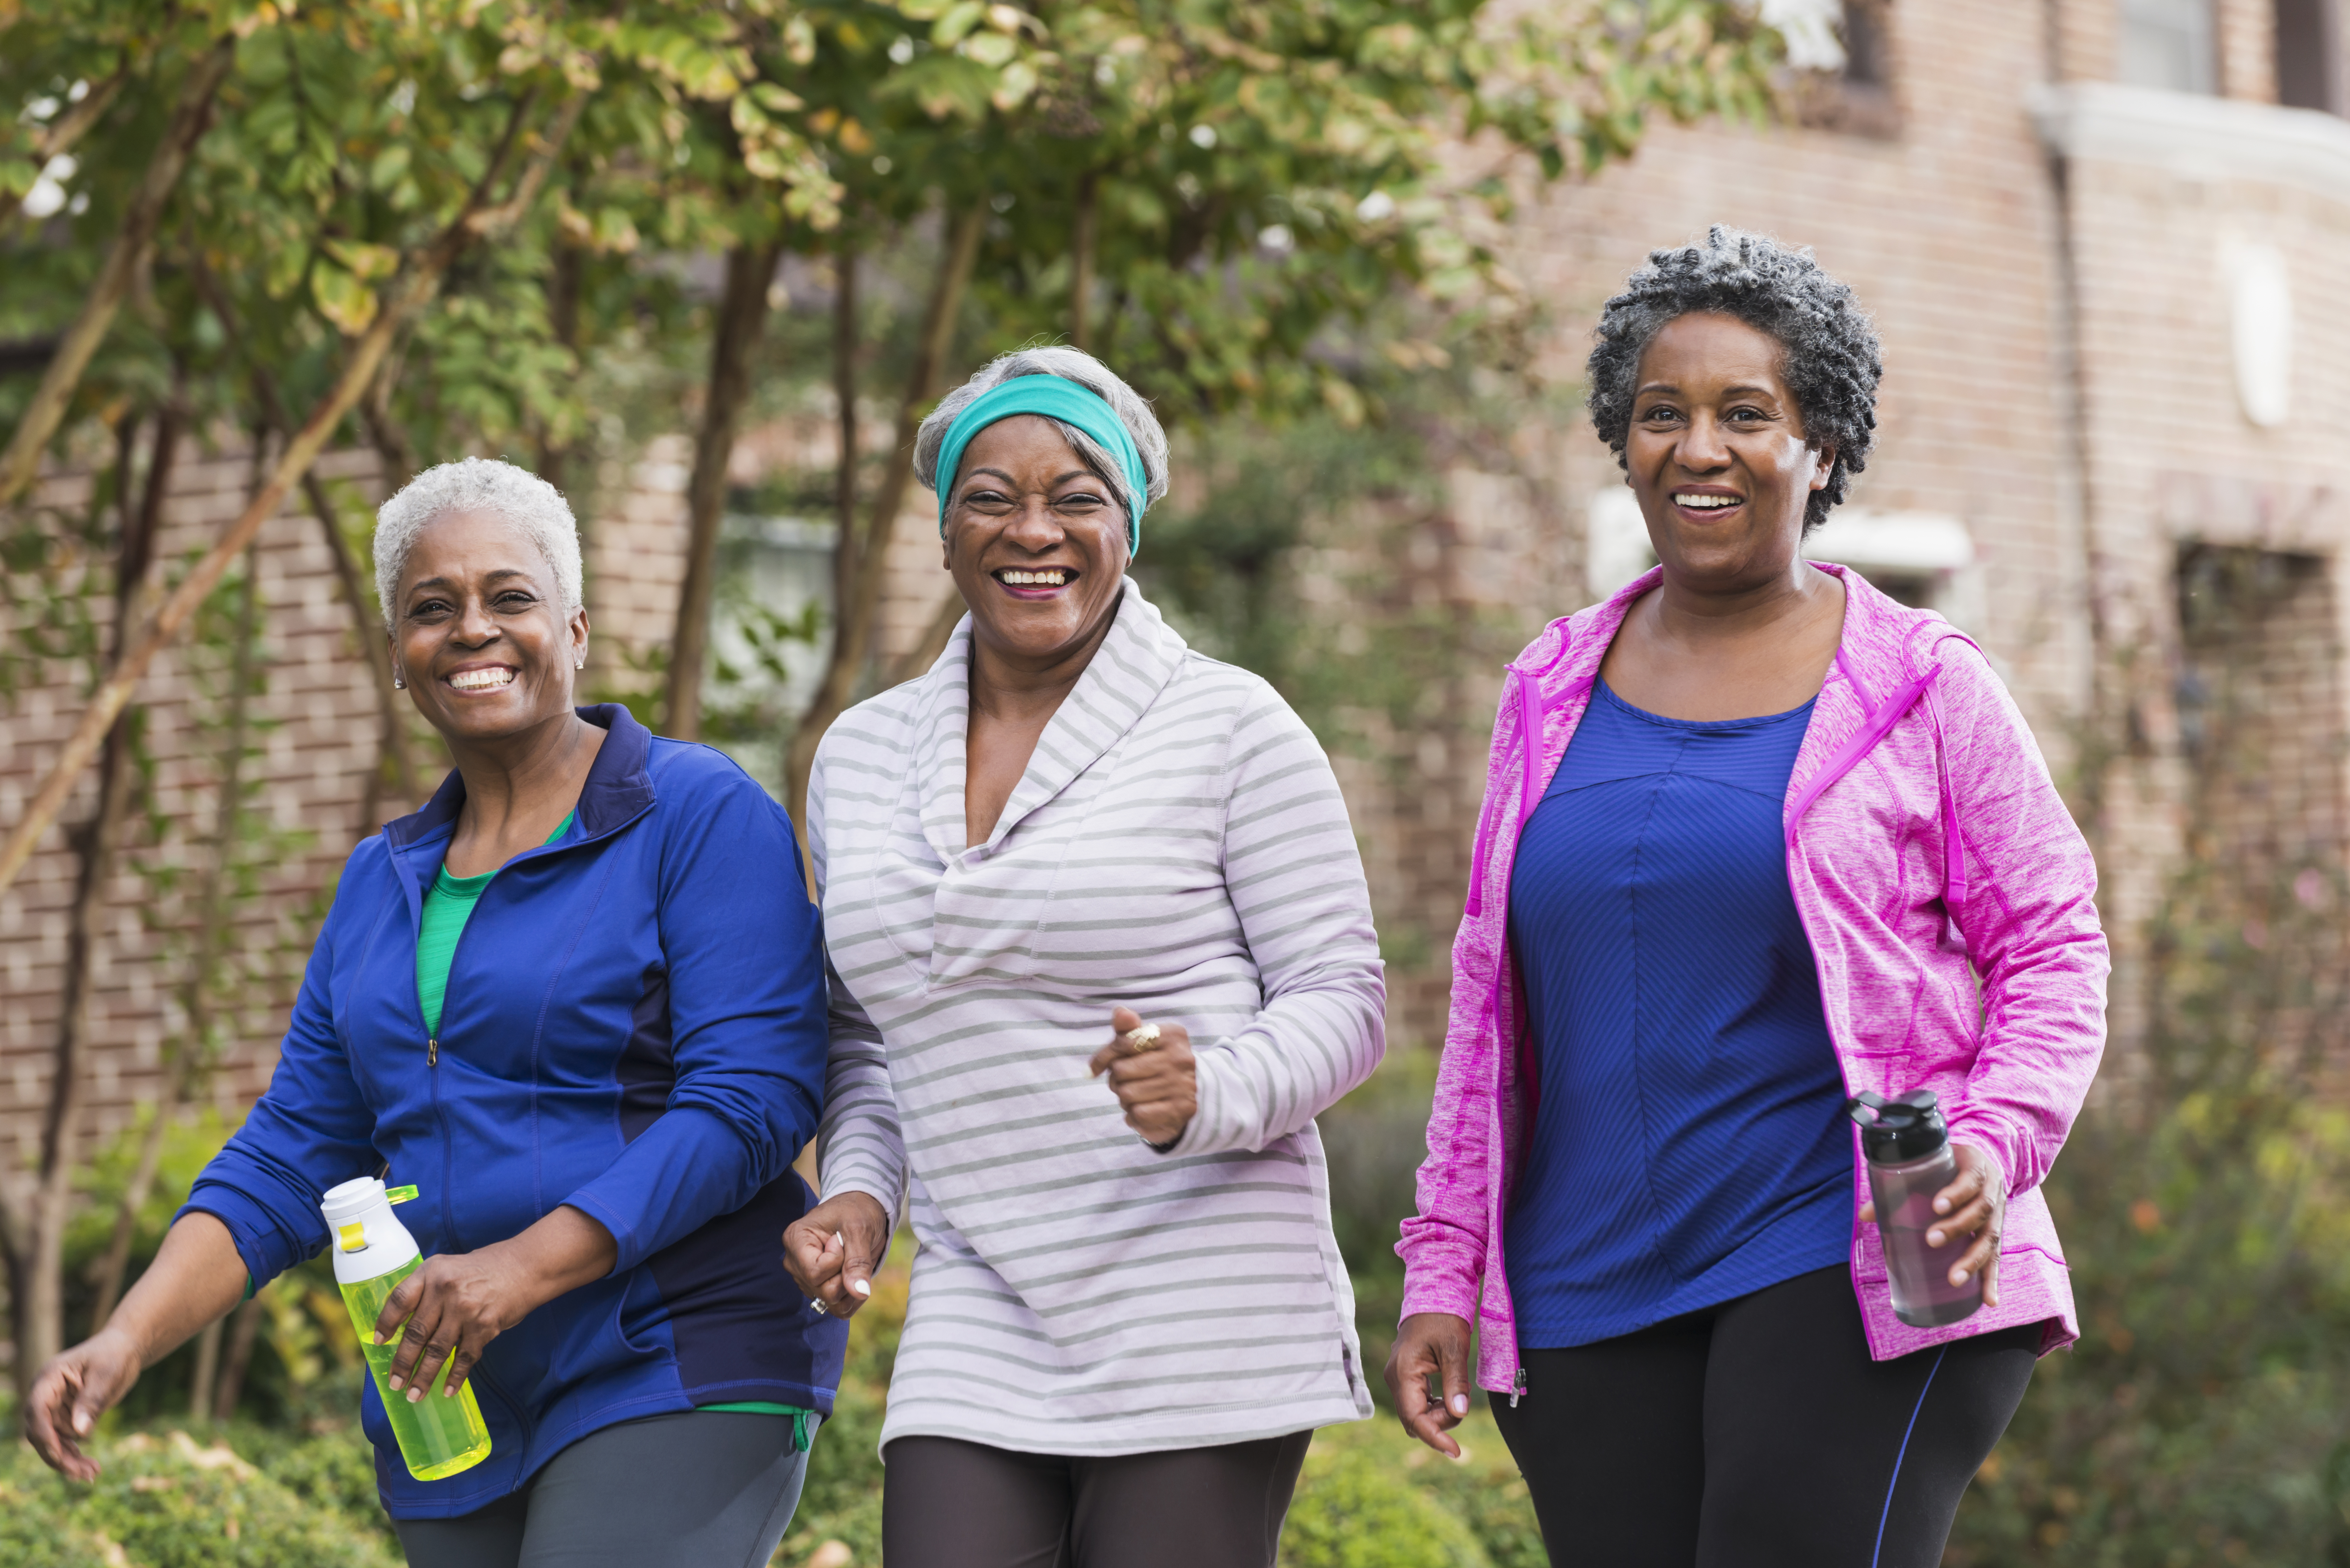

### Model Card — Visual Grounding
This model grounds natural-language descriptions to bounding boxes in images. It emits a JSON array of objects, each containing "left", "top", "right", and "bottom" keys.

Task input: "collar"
[
  {"left": 908, "top": 576, "right": 1188, "bottom": 860},
  {"left": 382, "top": 704, "right": 656, "bottom": 851}
]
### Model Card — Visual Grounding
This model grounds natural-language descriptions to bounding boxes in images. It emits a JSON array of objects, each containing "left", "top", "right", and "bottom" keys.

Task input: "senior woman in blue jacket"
[{"left": 22, "top": 458, "right": 845, "bottom": 1568}]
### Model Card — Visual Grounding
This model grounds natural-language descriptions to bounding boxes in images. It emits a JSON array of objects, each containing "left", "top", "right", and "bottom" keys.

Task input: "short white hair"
[
  {"left": 372, "top": 457, "right": 583, "bottom": 631},
  {"left": 913, "top": 346, "right": 1170, "bottom": 530}
]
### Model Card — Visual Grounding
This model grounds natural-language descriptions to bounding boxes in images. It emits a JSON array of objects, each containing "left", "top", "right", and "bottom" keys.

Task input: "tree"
[{"left": 764, "top": 0, "right": 1780, "bottom": 824}]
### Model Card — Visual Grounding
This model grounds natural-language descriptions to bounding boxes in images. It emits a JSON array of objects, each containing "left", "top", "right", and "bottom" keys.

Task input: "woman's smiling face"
[
  {"left": 390, "top": 508, "right": 586, "bottom": 746},
  {"left": 943, "top": 414, "right": 1130, "bottom": 664},
  {"left": 1623, "top": 311, "right": 1833, "bottom": 588}
]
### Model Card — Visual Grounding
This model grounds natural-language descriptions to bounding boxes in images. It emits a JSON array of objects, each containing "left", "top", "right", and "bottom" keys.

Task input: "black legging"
[
  {"left": 881, "top": 1430, "right": 1313, "bottom": 1568},
  {"left": 1490, "top": 1265, "right": 2038, "bottom": 1568}
]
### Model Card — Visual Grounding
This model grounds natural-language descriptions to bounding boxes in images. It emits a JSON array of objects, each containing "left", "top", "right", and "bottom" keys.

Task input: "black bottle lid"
[{"left": 1846, "top": 1090, "right": 1948, "bottom": 1164}]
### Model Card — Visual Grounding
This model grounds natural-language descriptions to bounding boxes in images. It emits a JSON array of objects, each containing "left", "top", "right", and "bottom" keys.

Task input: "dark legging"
[
  {"left": 882, "top": 1430, "right": 1313, "bottom": 1568},
  {"left": 1490, "top": 1265, "right": 2039, "bottom": 1568},
  {"left": 390, "top": 1409, "right": 809, "bottom": 1568}
]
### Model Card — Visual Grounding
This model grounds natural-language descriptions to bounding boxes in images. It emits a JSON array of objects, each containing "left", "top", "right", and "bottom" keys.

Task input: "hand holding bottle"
[
  {"left": 1859, "top": 1141, "right": 2006, "bottom": 1307},
  {"left": 372, "top": 1203, "right": 617, "bottom": 1401}
]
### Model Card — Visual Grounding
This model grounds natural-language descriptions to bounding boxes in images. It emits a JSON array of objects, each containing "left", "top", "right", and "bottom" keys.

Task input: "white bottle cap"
[{"left": 320, "top": 1176, "right": 421, "bottom": 1285}]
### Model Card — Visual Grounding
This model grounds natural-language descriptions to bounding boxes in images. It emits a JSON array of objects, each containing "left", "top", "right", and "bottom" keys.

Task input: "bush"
[
  {"left": 1283, "top": 1423, "right": 1493, "bottom": 1568},
  {"left": 0, "top": 1426, "right": 398, "bottom": 1568}
]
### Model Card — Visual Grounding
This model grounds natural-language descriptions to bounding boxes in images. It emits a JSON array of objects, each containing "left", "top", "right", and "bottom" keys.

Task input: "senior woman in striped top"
[{"left": 781, "top": 346, "right": 1385, "bottom": 1567}]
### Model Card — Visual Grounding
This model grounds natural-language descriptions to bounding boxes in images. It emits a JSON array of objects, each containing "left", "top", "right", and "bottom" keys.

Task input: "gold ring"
[{"left": 1123, "top": 1023, "right": 1162, "bottom": 1052}]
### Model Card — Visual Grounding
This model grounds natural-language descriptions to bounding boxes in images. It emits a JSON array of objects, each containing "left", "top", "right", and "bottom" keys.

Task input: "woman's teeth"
[
  {"left": 997, "top": 569, "right": 1071, "bottom": 586},
  {"left": 1675, "top": 494, "right": 1740, "bottom": 509},
  {"left": 447, "top": 667, "right": 516, "bottom": 691}
]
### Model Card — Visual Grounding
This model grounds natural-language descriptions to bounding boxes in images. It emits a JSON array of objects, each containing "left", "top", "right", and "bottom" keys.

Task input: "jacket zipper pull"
[
  {"left": 1512, "top": 1366, "right": 1527, "bottom": 1407},
  {"left": 427, "top": 1037, "right": 438, "bottom": 1067}
]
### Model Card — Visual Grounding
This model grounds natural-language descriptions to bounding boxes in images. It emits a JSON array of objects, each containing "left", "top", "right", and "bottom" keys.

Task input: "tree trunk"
[
  {"left": 211, "top": 1295, "right": 265, "bottom": 1421},
  {"left": 87, "top": 519, "right": 261, "bottom": 1331},
  {"left": 14, "top": 405, "right": 174, "bottom": 1389},
  {"left": 1070, "top": 171, "right": 1099, "bottom": 351},
  {"left": 888, "top": 587, "right": 967, "bottom": 688},
  {"left": 187, "top": 255, "right": 417, "bottom": 828},
  {"left": 661, "top": 235, "right": 786, "bottom": 741},
  {"left": 537, "top": 237, "right": 585, "bottom": 494},
  {"left": 187, "top": 1316, "right": 222, "bottom": 1420},
  {"left": 0, "top": 36, "right": 234, "bottom": 508},
  {"left": 784, "top": 202, "right": 985, "bottom": 827},
  {"left": 0, "top": 87, "right": 584, "bottom": 901},
  {"left": 832, "top": 236, "right": 859, "bottom": 571}
]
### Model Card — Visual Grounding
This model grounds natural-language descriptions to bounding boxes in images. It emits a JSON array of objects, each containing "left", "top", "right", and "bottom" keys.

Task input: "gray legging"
[{"left": 391, "top": 1410, "right": 811, "bottom": 1568}]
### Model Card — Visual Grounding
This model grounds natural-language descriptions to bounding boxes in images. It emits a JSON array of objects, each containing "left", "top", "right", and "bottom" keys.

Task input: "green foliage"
[{"left": 0, "top": 1425, "right": 398, "bottom": 1568}]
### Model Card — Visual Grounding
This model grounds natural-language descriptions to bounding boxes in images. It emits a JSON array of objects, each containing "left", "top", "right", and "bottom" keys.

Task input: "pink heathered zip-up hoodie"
[{"left": 1397, "top": 564, "right": 2109, "bottom": 1400}]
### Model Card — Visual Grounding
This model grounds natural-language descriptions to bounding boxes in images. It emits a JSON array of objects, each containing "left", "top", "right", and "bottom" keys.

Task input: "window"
[
  {"left": 2274, "top": 0, "right": 2344, "bottom": 113},
  {"left": 1775, "top": 0, "right": 1902, "bottom": 136},
  {"left": 2119, "top": 0, "right": 2218, "bottom": 94}
]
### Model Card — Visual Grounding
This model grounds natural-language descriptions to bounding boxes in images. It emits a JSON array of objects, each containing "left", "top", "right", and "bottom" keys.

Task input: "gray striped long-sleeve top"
[{"left": 809, "top": 578, "right": 1386, "bottom": 1455}]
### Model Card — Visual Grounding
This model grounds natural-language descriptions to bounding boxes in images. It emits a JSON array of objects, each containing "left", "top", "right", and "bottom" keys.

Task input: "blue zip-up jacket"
[{"left": 181, "top": 706, "right": 848, "bottom": 1518}]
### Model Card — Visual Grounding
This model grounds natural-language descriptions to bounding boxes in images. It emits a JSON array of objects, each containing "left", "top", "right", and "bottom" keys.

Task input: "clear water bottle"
[
  {"left": 1846, "top": 1091, "right": 1984, "bottom": 1328},
  {"left": 321, "top": 1176, "right": 493, "bottom": 1480}
]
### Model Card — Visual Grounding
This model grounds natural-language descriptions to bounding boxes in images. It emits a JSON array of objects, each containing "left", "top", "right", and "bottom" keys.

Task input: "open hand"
[
  {"left": 783, "top": 1191, "right": 892, "bottom": 1320},
  {"left": 1859, "top": 1141, "right": 2006, "bottom": 1307},
  {"left": 23, "top": 1327, "right": 144, "bottom": 1481},
  {"left": 1088, "top": 1006, "right": 1197, "bottom": 1148},
  {"left": 1385, "top": 1312, "right": 1474, "bottom": 1458}
]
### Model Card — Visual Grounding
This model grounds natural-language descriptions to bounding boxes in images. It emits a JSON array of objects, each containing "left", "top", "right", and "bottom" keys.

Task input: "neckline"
[{"left": 1596, "top": 679, "right": 1818, "bottom": 731}]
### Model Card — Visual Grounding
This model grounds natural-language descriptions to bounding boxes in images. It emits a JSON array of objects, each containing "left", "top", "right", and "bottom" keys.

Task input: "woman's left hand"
[
  {"left": 1088, "top": 1006, "right": 1197, "bottom": 1148},
  {"left": 375, "top": 1205, "right": 616, "bottom": 1402},
  {"left": 1859, "top": 1141, "right": 2006, "bottom": 1308}
]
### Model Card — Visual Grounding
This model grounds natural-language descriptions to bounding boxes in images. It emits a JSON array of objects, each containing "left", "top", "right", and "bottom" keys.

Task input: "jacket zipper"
[{"left": 1511, "top": 1366, "right": 1527, "bottom": 1407}]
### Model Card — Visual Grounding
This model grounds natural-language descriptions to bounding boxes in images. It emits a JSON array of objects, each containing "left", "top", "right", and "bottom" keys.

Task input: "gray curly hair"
[
  {"left": 913, "top": 346, "right": 1170, "bottom": 533},
  {"left": 1587, "top": 227, "right": 1883, "bottom": 532},
  {"left": 372, "top": 457, "right": 583, "bottom": 631}
]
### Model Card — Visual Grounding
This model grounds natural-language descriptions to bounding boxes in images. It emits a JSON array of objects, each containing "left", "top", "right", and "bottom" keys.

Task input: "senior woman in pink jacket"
[{"left": 1388, "top": 228, "right": 2107, "bottom": 1567}]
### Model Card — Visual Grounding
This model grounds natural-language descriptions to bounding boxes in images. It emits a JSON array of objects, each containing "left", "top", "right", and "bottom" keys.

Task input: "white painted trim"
[{"left": 2029, "top": 81, "right": 2350, "bottom": 209}]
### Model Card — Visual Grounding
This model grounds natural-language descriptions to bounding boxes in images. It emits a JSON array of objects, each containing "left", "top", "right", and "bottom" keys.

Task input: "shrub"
[
  {"left": 0, "top": 1426, "right": 399, "bottom": 1568},
  {"left": 1283, "top": 1429, "right": 1493, "bottom": 1568}
]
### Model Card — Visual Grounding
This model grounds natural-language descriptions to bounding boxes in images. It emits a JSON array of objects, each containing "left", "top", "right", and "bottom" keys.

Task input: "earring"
[
  {"left": 574, "top": 657, "right": 584, "bottom": 670},
  {"left": 392, "top": 673, "right": 406, "bottom": 690}
]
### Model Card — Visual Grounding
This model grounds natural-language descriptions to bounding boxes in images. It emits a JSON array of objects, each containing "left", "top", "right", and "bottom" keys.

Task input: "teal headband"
[{"left": 933, "top": 375, "right": 1150, "bottom": 553}]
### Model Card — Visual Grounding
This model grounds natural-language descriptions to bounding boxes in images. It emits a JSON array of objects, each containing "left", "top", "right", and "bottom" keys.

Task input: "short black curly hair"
[{"left": 1587, "top": 227, "right": 1882, "bottom": 532}]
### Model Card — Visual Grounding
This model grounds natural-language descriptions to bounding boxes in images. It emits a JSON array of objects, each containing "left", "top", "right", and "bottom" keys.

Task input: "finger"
[
  {"left": 840, "top": 1234, "right": 880, "bottom": 1304},
  {"left": 24, "top": 1367, "right": 72, "bottom": 1466},
  {"left": 1438, "top": 1335, "right": 1473, "bottom": 1426},
  {"left": 1924, "top": 1194, "right": 1993, "bottom": 1248},
  {"left": 440, "top": 1341, "right": 479, "bottom": 1399},
  {"left": 1858, "top": 1200, "right": 1876, "bottom": 1224},
  {"left": 406, "top": 1327, "right": 460, "bottom": 1402},
  {"left": 1950, "top": 1228, "right": 2001, "bottom": 1288},
  {"left": 1982, "top": 1249, "right": 2002, "bottom": 1307},
  {"left": 783, "top": 1223, "right": 842, "bottom": 1292},
  {"left": 1110, "top": 1005, "right": 1144, "bottom": 1035},
  {"left": 373, "top": 1272, "right": 423, "bottom": 1345},
  {"left": 387, "top": 1295, "right": 437, "bottom": 1390},
  {"left": 1931, "top": 1165, "right": 1985, "bottom": 1217}
]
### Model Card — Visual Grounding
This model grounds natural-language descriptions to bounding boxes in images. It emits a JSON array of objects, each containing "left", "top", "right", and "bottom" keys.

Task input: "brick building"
[
  {"left": 1351, "top": 0, "right": 2350, "bottom": 1049},
  {"left": 5, "top": 1, "right": 2349, "bottom": 1351}
]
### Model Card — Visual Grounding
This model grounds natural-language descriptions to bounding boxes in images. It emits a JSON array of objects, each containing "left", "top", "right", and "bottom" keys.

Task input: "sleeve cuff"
[{"left": 178, "top": 1187, "right": 304, "bottom": 1294}]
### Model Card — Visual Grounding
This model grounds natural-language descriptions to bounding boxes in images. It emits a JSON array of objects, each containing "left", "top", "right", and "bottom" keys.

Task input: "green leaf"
[{"left": 309, "top": 260, "right": 379, "bottom": 336}]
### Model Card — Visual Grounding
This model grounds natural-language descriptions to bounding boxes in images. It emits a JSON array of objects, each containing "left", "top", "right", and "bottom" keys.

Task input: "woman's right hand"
[
  {"left": 23, "top": 1327, "right": 146, "bottom": 1481},
  {"left": 1385, "top": 1311, "right": 1475, "bottom": 1458},
  {"left": 782, "top": 1191, "right": 893, "bottom": 1319}
]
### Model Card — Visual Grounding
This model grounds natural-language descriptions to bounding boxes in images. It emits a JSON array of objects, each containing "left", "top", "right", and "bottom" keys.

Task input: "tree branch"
[
  {"left": 0, "top": 49, "right": 140, "bottom": 231},
  {"left": 0, "top": 87, "right": 585, "bottom": 899},
  {"left": 784, "top": 200, "right": 984, "bottom": 826},
  {"left": 0, "top": 36, "right": 235, "bottom": 508},
  {"left": 662, "top": 231, "right": 787, "bottom": 741}
]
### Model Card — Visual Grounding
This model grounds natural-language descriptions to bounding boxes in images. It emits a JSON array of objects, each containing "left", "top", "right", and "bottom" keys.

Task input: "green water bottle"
[{"left": 322, "top": 1176, "right": 493, "bottom": 1481}]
